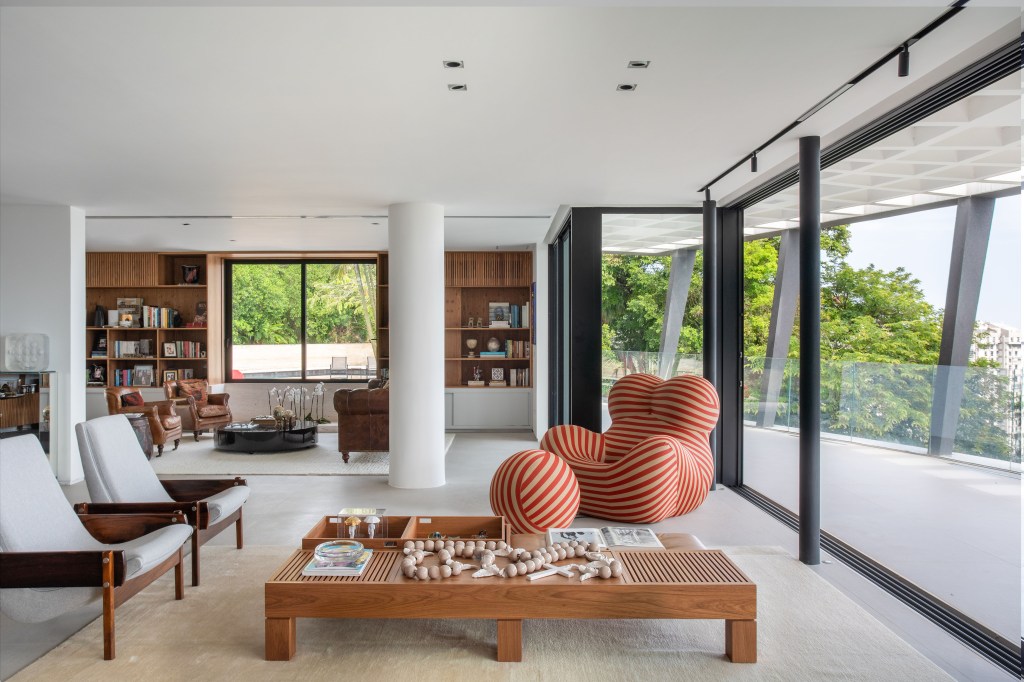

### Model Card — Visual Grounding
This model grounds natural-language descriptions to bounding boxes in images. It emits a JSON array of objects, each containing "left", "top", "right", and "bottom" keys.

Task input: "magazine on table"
[{"left": 545, "top": 526, "right": 664, "bottom": 549}]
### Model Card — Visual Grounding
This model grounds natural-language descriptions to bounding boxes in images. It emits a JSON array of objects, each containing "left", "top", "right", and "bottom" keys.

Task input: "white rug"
[
  {"left": 9, "top": 545, "right": 951, "bottom": 681},
  {"left": 149, "top": 433, "right": 455, "bottom": 476}
]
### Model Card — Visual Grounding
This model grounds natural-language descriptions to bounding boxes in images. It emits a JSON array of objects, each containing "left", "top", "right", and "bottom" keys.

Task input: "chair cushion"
[
  {"left": 114, "top": 523, "right": 193, "bottom": 579},
  {"left": 196, "top": 404, "right": 229, "bottom": 418},
  {"left": 160, "top": 414, "right": 182, "bottom": 430},
  {"left": 489, "top": 449, "right": 580, "bottom": 534},
  {"left": 120, "top": 391, "right": 145, "bottom": 407},
  {"left": 177, "top": 379, "right": 208, "bottom": 403},
  {"left": 203, "top": 485, "right": 250, "bottom": 524}
]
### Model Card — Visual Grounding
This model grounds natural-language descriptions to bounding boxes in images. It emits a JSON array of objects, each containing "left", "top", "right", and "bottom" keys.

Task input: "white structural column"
[
  {"left": 388, "top": 203, "right": 446, "bottom": 488},
  {"left": 0, "top": 204, "right": 86, "bottom": 484}
]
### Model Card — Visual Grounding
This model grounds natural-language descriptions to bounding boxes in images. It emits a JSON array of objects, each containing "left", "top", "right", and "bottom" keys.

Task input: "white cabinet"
[{"left": 447, "top": 388, "right": 532, "bottom": 430}]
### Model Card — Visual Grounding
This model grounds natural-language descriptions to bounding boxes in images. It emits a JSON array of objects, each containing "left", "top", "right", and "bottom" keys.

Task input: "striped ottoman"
[{"left": 489, "top": 449, "right": 581, "bottom": 534}]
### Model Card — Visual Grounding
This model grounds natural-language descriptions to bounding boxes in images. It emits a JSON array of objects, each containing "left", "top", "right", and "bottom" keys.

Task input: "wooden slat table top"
[{"left": 267, "top": 547, "right": 753, "bottom": 587}]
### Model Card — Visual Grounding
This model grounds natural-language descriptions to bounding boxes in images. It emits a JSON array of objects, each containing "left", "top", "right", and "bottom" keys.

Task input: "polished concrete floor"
[{"left": 0, "top": 432, "right": 1014, "bottom": 681}]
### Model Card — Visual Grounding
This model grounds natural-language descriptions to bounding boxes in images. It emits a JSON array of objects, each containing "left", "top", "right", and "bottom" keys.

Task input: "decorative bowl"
[{"left": 314, "top": 539, "right": 364, "bottom": 563}]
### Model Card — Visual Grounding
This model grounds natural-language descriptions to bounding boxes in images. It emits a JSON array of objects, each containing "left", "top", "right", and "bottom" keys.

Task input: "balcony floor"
[{"left": 744, "top": 426, "right": 1021, "bottom": 643}]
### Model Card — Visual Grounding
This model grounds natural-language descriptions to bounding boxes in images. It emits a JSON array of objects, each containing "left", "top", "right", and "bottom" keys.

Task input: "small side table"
[{"left": 125, "top": 413, "right": 155, "bottom": 459}]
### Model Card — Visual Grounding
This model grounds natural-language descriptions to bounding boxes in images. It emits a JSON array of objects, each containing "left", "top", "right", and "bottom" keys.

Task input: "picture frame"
[
  {"left": 181, "top": 368, "right": 194, "bottom": 380},
  {"left": 488, "top": 301, "right": 510, "bottom": 323},
  {"left": 132, "top": 364, "right": 154, "bottom": 387},
  {"left": 491, "top": 367, "right": 504, "bottom": 381},
  {"left": 162, "top": 369, "right": 178, "bottom": 384},
  {"left": 163, "top": 342, "right": 177, "bottom": 358}
]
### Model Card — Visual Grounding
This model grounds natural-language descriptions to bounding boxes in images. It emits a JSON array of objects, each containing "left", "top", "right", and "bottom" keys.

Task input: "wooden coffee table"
[{"left": 265, "top": 525, "right": 757, "bottom": 663}]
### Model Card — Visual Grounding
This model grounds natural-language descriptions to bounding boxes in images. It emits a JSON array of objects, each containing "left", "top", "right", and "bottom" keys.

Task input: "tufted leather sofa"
[{"left": 333, "top": 379, "right": 388, "bottom": 463}]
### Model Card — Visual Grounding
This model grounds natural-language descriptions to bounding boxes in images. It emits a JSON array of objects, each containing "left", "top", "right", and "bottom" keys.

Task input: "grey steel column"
[
  {"left": 798, "top": 136, "right": 821, "bottom": 566},
  {"left": 703, "top": 199, "right": 720, "bottom": 465},
  {"left": 929, "top": 195, "right": 996, "bottom": 455},
  {"left": 757, "top": 229, "right": 800, "bottom": 427},
  {"left": 719, "top": 207, "right": 744, "bottom": 487},
  {"left": 659, "top": 248, "right": 696, "bottom": 378}
]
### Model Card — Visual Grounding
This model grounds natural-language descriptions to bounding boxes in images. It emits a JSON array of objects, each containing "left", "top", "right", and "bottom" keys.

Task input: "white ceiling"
[{"left": 0, "top": 4, "right": 1019, "bottom": 251}]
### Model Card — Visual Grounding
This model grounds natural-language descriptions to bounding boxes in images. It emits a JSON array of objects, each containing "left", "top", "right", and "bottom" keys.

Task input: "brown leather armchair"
[
  {"left": 164, "top": 380, "right": 232, "bottom": 441},
  {"left": 334, "top": 379, "right": 388, "bottom": 463},
  {"left": 104, "top": 387, "right": 182, "bottom": 456}
]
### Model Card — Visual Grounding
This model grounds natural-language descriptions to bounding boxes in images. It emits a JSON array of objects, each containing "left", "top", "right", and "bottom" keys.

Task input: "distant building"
[{"left": 971, "top": 322, "right": 1023, "bottom": 377}]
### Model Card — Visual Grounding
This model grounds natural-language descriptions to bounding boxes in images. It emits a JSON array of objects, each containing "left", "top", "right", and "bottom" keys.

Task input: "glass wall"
[
  {"left": 739, "top": 72, "right": 1021, "bottom": 644},
  {"left": 600, "top": 213, "right": 703, "bottom": 429}
]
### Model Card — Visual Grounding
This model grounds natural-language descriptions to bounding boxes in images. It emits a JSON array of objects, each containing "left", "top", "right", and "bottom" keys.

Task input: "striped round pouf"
[{"left": 489, "top": 449, "right": 581, "bottom": 534}]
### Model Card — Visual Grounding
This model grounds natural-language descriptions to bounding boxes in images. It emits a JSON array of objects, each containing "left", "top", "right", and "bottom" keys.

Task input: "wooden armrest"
[
  {"left": 160, "top": 477, "right": 247, "bottom": 501},
  {"left": 78, "top": 512, "right": 189, "bottom": 544},
  {"left": 75, "top": 502, "right": 207, "bottom": 530},
  {"left": 0, "top": 550, "right": 126, "bottom": 588}
]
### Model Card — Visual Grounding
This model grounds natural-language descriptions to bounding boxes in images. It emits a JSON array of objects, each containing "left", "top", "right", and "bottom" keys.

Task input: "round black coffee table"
[{"left": 214, "top": 421, "right": 318, "bottom": 454}]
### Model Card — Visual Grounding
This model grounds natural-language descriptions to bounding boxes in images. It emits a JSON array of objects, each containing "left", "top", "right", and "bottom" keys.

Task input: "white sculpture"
[{"left": 2, "top": 334, "right": 48, "bottom": 371}]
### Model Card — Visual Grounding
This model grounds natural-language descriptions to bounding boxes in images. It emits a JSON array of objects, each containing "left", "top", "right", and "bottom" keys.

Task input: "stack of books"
[{"left": 301, "top": 548, "right": 373, "bottom": 577}]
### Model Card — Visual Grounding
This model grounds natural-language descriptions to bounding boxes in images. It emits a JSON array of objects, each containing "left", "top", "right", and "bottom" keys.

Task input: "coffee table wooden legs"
[
  {"left": 266, "top": 617, "right": 296, "bottom": 661},
  {"left": 496, "top": 619, "right": 523, "bottom": 662},
  {"left": 725, "top": 619, "right": 757, "bottom": 663}
]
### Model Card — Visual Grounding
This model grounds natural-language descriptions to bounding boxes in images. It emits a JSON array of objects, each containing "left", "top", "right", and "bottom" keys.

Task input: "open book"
[{"left": 545, "top": 527, "right": 664, "bottom": 549}]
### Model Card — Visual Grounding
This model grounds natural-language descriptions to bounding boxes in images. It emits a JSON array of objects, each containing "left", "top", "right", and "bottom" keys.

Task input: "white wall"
[
  {"left": 532, "top": 244, "right": 548, "bottom": 439},
  {"left": 0, "top": 204, "right": 86, "bottom": 483}
]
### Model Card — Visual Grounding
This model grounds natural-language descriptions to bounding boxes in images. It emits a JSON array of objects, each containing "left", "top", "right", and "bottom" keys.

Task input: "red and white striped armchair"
[{"left": 540, "top": 373, "right": 719, "bottom": 524}]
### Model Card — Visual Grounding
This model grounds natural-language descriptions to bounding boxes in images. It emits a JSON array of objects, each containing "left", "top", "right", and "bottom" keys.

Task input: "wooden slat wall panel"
[
  {"left": 445, "top": 252, "right": 532, "bottom": 287},
  {"left": 87, "top": 253, "right": 160, "bottom": 287}
]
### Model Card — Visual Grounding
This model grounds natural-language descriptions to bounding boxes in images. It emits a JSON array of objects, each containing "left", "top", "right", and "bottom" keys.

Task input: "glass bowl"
[{"left": 314, "top": 539, "right": 364, "bottom": 563}]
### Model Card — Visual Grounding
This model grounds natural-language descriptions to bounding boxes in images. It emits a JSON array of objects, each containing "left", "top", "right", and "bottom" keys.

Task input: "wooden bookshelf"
[
  {"left": 86, "top": 252, "right": 210, "bottom": 388},
  {"left": 374, "top": 251, "right": 534, "bottom": 390}
]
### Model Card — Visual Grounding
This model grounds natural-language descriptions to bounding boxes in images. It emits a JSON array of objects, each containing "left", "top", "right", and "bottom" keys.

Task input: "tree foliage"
[{"left": 231, "top": 263, "right": 377, "bottom": 346}]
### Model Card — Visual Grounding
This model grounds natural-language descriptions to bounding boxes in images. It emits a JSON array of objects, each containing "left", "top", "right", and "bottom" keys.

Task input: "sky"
[{"left": 845, "top": 193, "right": 1021, "bottom": 330}]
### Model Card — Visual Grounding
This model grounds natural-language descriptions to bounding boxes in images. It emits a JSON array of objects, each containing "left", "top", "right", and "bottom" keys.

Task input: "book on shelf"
[
  {"left": 489, "top": 320, "right": 510, "bottom": 328},
  {"left": 301, "top": 548, "right": 373, "bottom": 577},
  {"left": 467, "top": 380, "right": 486, "bottom": 387},
  {"left": 545, "top": 526, "right": 664, "bottom": 549},
  {"left": 479, "top": 351, "right": 505, "bottom": 357},
  {"left": 488, "top": 380, "right": 507, "bottom": 387}
]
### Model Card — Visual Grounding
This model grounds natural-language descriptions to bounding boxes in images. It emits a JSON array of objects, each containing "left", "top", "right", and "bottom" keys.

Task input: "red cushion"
[
  {"left": 120, "top": 392, "right": 145, "bottom": 407},
  {"left": 489, "top": 449, "right": 580, "bottom": 534},
  {"left": 177, "top": 379, "right": 208, "bottom": 403}
]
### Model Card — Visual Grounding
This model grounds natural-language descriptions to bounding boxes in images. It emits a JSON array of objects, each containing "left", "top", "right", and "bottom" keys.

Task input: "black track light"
[
  {"left": 751, "top": 153, "right": 758, "bottom": 173},
  {"left": 704, "top": 188, "right": 711, "bottom": 202},
  {"left": 898, "top": 44, "right": 910, "bottom": 78}
]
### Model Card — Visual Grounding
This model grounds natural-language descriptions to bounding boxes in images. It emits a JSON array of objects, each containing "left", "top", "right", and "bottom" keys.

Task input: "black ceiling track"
[
  {"left": 729, "top": 35, "right": 1023, "bottom": 210},
  {"left": 733, "top": 484, "right": 1023, "bottom": 677}
]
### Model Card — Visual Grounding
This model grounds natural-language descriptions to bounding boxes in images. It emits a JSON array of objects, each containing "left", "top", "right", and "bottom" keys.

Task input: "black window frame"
[{"left": 224, "top": 257, "right": 378, "bottom": 383}]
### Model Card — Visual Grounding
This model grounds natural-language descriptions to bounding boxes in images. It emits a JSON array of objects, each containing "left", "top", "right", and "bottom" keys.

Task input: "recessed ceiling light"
[
  {"left": 616, "top": 84, "right": 637, "bottom": 92},
  {"left": 371, "top": 222, "right": 380, "bottom": 226},
  {"left": 182, "top": 223, "right": 190, "bottom": 226},
  {"left": 443, "top": 60, "right": 464, "bottom": 69},
  {"left": 448, "top": 84, "right": 468, "bottom": 92},
  {"left": 627, "top": 61, "right": 650, "bottom": 69}
]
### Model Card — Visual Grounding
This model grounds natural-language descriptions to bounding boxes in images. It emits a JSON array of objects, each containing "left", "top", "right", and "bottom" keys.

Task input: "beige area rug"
[
  {"left": 12, "top": 546, "right": 950, "bottom": 682},
  {"left": 148, "top": 433, "right": 455, "bottom": 476}
]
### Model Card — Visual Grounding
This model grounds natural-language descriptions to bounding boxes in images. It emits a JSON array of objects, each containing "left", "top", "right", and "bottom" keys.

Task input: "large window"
[{"left": 225, "top": 259, "right": 377, "bottom": 381}]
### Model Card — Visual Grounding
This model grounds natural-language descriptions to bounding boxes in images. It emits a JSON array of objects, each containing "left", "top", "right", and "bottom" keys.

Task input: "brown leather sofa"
[
  {"left": 164, "top": 379, "right": 232, "bottom": 440},
  {"left": 104, "top": 387, "right": 183, "bottom": 456},
  {"left": 334, "top": 379, "right": 388, "bottom": 463}
]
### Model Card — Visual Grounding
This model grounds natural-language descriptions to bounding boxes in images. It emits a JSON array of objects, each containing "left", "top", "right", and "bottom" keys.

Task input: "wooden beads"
[{"left": 401, "top": 540, "right": 622, "bottom": 582}]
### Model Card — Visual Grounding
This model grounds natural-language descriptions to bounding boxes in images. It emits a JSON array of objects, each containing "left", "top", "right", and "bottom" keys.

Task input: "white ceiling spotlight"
[
  {"left": 616, "top": 83, "right": 637, "bottom": 92},
  {"left": 448, "top": 83, "right": 468, "bottom": 92}
]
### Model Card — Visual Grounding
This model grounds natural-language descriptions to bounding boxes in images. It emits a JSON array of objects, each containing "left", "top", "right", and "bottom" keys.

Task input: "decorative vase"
[{"left": 465, "top": 338, "right": 478, "bottom": 357}]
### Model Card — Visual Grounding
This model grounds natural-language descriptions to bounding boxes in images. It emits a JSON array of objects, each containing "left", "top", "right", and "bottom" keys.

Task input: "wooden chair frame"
[
  {"left": 0, "top": 511, "right": 188, "bottom": 660},
  {"left": 75, "top": 477, "right": 247, "bottom": 587}
]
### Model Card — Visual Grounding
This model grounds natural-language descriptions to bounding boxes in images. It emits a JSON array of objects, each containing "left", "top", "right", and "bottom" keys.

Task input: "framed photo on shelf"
[
  {"left": 491, "top": 367, "right": 504, "bottom": 381},
  {"left": 162, "top": 369, "right": 178, "bottom": 384},
  {"left": 133, "top": 364, "right": 154, "bottom": 387},
  {"left": 488, "top": 302, "right": 510, "bottom": 324},
  {"left": 162, "top": 342, "right": 177, "bottom": 358},
  {"left": 181, "top": 368, "right": 194, "bottom": 380}
]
